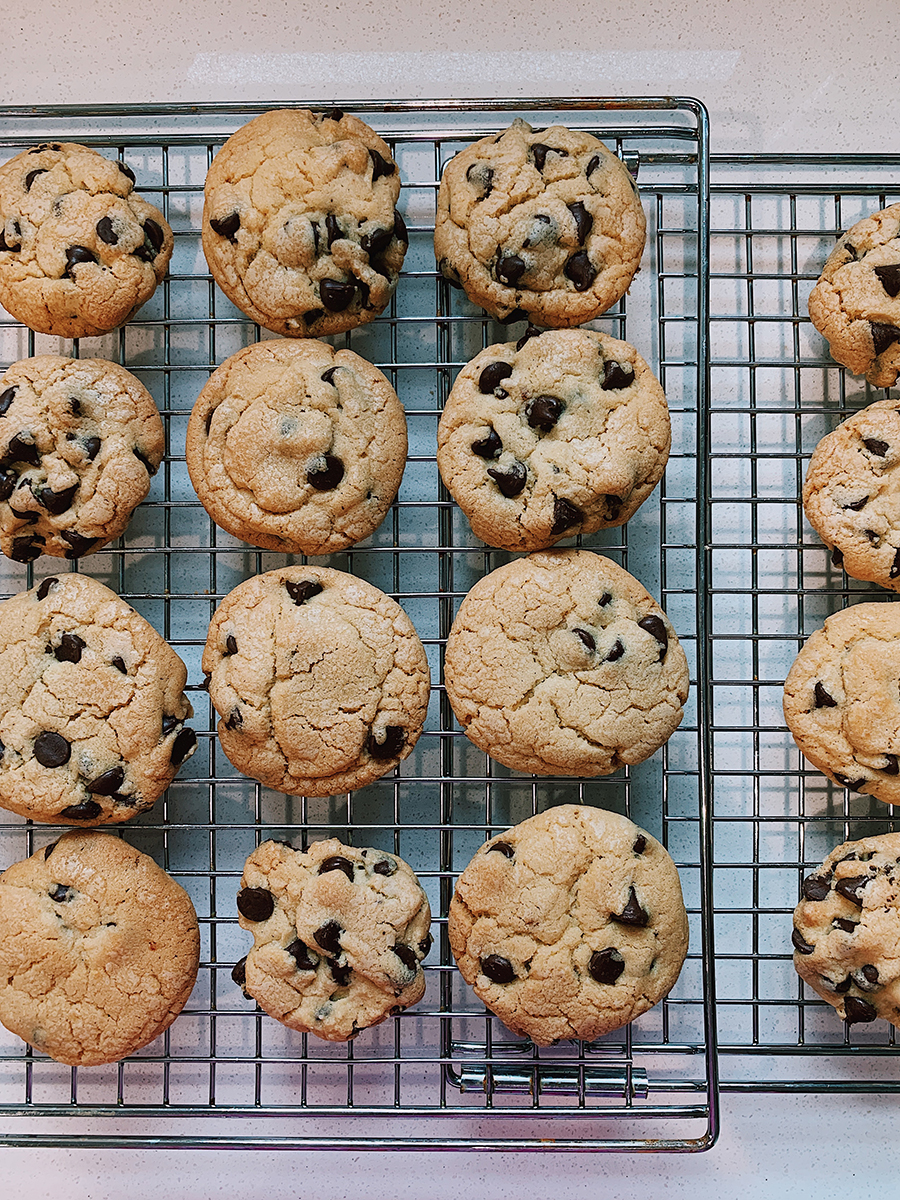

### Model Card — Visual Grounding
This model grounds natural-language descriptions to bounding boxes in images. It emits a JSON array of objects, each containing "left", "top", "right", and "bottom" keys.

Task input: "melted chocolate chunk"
[
  {"left": 488, "top": 841, "right": 515, "bottom": 858},
  {"left": 574, "top": 627, "right": 596, "bottom": 652},
  {"left": 420, "top": 931, "right": 433, "bottom": 956},
  {"left": 321, "top": 366, "right": 340, "bottom": 385},
  {"left": 231, "top": 956, "right": 248, "bottom": 991},
  {"left": 472, "top": 428, "right": 502, "bottom": 459},
  {"left": 116, "top": 160, "right": 136, "bottom": 184},
  {"left": 478, "top": 361, "right": 513, "bottom": 394},
  {"left": 360, "top": 225, "right": 391, "bottom": 257},
  {"left": 466, "top": 162, "right": 494, "bottom": 200},
  {"left": 842, "top": 241, "right": 857, "bottom": 261},
  {"left": 834, "top": 976, "right": 852, "bottom": 994},
  {"left": 516, "top": 324, "right": 543, "bottom": 350},
  {"left": 883, "top": 753, "right": 900, "bottom": 775},
  {"left": 210, "top": 211, "right": 240, "bottom": 242},
  {"left": 863, "top": 437, "right": 889, "bottom": 456},
  {"left": 874, "top": 263, "right": 900, "bottom": 298},
  {"left": 63, "top": 245, "right": 97, "bottom": 277},
  {"left": 11, "top": 534, "right": 44, "bottom": 562},
  {"left": 892, "top": 549, "right": 900, "bottom": 581},
  {"left": 132, "top": 446, "right": 157, "bottom": 477},
  {"left": 602, "top": 360, "right": 635, "bottom": 390},
  {"left": 320, "top": 278, "right": 356, "bottom": 311},
  {"left": 369, "top": 149, "right": 396, "bottom": 181},
  {"left": 313, "top": 919, "right": 342, "bottom": 956},
  {"left": 83, "top": 436, "right": 101, "bottom": 461},
  {"left": 814, "top": 682, "right": 837, "bottom": 708},
  {"left": 480, "top": 954, "right": 516, "bottom": 984},
  {"left": 564, "top": 251, "right": 596, "bottom": 292},
  {"left": 525, "top": 394, "right": 564, "bottom": 432},
  {"left": 550, "top": 496, "right": 582, "bottom": 535},
  {"left": 834, "top": 918, "right": 858, "bottom": 933},
  {"left": 224, "top": 707, "right": 242, "bottom": 730},
  {"left": 367, "top": 725, "right": 405, "bottom": 759},
  {"left": 34, "top": 731, "right": 70, "bottom": 768},
  {"left": 531, "top": 143, "right": 567, "bottom": 172},
  {"left": 0, "top": 385, "right": 16, "bottom": 416},
  {"left": 568, "top": 201, "right": 593, "bottom": 244},
  {"left": 524, "top": 213, "right": 553, "bottom": 247},
  {"left": 134, "top": 219, "right": 165, "bottom": 262},
  {"left": 224, "top": 634, "right": 238, "bottom": 656},
  {"left": 638, "top": 614, "right": 669, "bottom": 660},
  {"left": 831, "top": 546, "right": 844, "bottom": 568},
  {"left": 60, "top": 530, "right": 99, "bottom": 559},
  {"left": 858, "top": 964, "right": 879, "bottom": 985},
  {"left": 604, "top": 638, "right": 625, "bottom": 663},
  {"left": 0, "top": 469, "right": 16, "bottom": 500},
  {"left": 598, "top": 591, "right": 613, "bottom": 607},
  {"left": 35, "top": 483, "right": 78, "bottom": 515},
  {"left": 171, "top": 727, "right": 197, "bottom": 765},
  {"left": 844, "top": 996, "right": 877, "bottom": 1025},
  {"left": 487, "top": 460, "right": 527, "bottom": 498},
  {"left": 24, "top": 168, "right": 47, "bottom": 191},
  {"left": 610, "top": 886, "right": 649, "bottom": 927},
  {"left": 392, "top": 943, "right": 418, "bottom": 972},
  {"left": 392, "top": 209, "right": 409, "bottom": 246},
  {"left": 842, "top": 495, "right": 868, "bottom": 512},
  {"left": 834, "top": 773, "right": 866, "bottom": 791},
  {"left": 96, "top": 216, "right": 118, "bottom": 245},
  {"left": 496, "top": 255, "right": 526, "bottom": 286},
  {"left": 325, "top": 213, "right": 342, "bottom": 248},
  {"left": 36, "top": 577, "right": 58, "bottom": 601},
  {"left": 285, "top": 579, "right": 323, "bottom": 605},
  {"left": 871, "top": 323, "right": 900, "bottom": 357},
  {"left": 60, "top": 800, "right": 102, "bottom": 821},
  {"left": 373, "top": 858, "right": 397, "bottom": 876},
  {"left": 835, "top": 875, "right": 869, "bottom": 906},
  {"left": 330, "top": 961, "right": 352, "bottom": 986},
  {"left": 53, "top": 632, "right": 85, "bottom": 663},
  {"left": 87, "top": 766, "right": 124, "bottom": 795},
  {"left": 43, "top": 841, "right": 58, "bottom": 860},
  {"left": 306, "top": 453, "right": 345, "bottom": 490},
  {"left": 318, "top": 855, "right": 355, "bottom": 881},
  {"left": 161, "top": 714, "right": 179, "bottom": 735},
  {"left": 4, "top": 433, "right": 40, "bottom": 466},
  {"left": 791, "top": 927, "right": 815, "bottom": 954},
  {"left": 633, "top": 835, "right": 647, "bottom": 855},
  {"left": 589, "top": 947, "right": 626, "bottom": 984},
  {"left": 237, "top": 887, "right": 276, "bottom": 922},
  {"left": 287, "top": 939, "right": 317, "bottom": 971},
  {"left": 586, "top": 154, "right": 601, "bottom": 177}
]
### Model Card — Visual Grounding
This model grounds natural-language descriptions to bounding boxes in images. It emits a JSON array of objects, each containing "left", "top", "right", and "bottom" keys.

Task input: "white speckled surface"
[{"left": 0, "top": 0, "right": 898, "bottom": 1191}]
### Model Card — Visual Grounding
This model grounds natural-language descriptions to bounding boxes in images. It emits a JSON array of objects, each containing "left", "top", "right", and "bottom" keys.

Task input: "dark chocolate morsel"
[
  {"left": 210, "top": 211, "right": 240, "bottom": 242},
  {"left": 891, "top": 549, "right": 900, "bottom": 581},
  {"left": 589, "top": 947, "right": 626, "bottom": 984},
  {"left": 36, "top": 577, "right": 58, "bottom": 600},
  {"left": 286, "top": 939, "right": 317, "bottom": 971},
  {"left": 96, "top": 216, "right": 118, "bottom": 245},
  {"left": 834, "top": 976, "right": 852, "bottom": 993},
  {"left": 478, "top": 361, "right": 513, "bottom": 394},
  {"left": 313, "top": 919, "right": 342, "bottom": 956},
  {"left": 550, "top": 496, "right": 583, "bottom": 536},
  {"left": 833, "top": 773, "right": 866, "bottom": 791},
  {"left": 320, "top": 108, "right": 344, "bottom": 121},
  {"left": 568, "top": 201, "right": 593, "bottom": 244},
  {"left": 480, "top": 954, "right": 516, "bottom": 984},
  {"left": 496, "top": 255, "right": 526, "bottom": 286},
  {"left": 564, "top": 251, "right": 596, "bottom": 292},
  {"left": 599, "top": 591, "right": 612, "bottom": 607},
  {"left": 487, "top": 460, "right": 527, "bottom": 498},
  {"left": 871, "top": 323, "right": 900, "bottom": 357},
  {"left": 10, "top": 499, "right": 38, "bottom": 524},
  {"left": 143, "top": 219, "right": 164, "bottom": 254},
  {"left": 438, "top": 257, "right": 463, "bottom": 288},
  {"left": 306, "top": 453, "right": 345, "bottom": 490},
  {"left": 11, "top": 535, "right": 44, "bottom": 562},
  {"left": 133, "top": 446, "right": 158, "bottom": 475},
  {"left": 116, "top": 160, "right": 136, "bottom": 184},
  {"left": 874, "top": 263, "right": 900, "bottom": 298},
  {"left": 844, "top": 996, "right": 877, "bottom": 1025},
  {"left": 360, "top": 225, "right": 392, "bottom": 257},
  {"left": 883, "top": 754, "right": 900, "bottom": 775},
  {"left": 373, "top": 858, "right": 397, "bottom": 876},
  {"left": 498, "top": 307, "right": 528, "bottom": 324},
  {"left": 4, "top": 433, "right": 40, "bottom": 465},
  {"left": 842, "top": 495, "right": 868, "bottom": 510},
  {"left": 392, "top": 209, "right": 408, "bottom": 245},
  {"left": 472, "top": 428, "right": 502, "bottom": 460},
  {"left": 87, "top": 766, "right": 125, "bottom": 795},
  {"left": 791, "top": 927, "right": 815, "bottom": 955},
  {"left": 330, "top": 961, "right": 352, "bottom": 986},
  {"left": 43, "top": 841, "right": 58, "bottom": 860},
  {"left": 0, "top": 469, "right": 16, "bottom": 500},
  {"left": 36, "top": 483, "right": 78, "bottom": 515},
  {"left": 0, "top": 386, "right": 16, "bottom": 416},
  {"left": 318, "top": 855, "right": 355, "bottom": 881},
  {"left": 367, "top": 725, "right": 405, "bottom": 760},
  {"left": 842, "top": 240, "right": 857, "bottom": 260},
  {"left": 171, "top": 727, "right": 197, "bottom": 765},
  {"left": 531, "top": 143, "right": 567, "bottom": 172},
  {"left": 466, "top": 162, "right": 494, "bottom": 200},
  {"left": 83, "top": 436, "right": 101, "bottom": 461},
  {"left": 161, "top": 714, "right": 179, "bottom": 735},
  {"left": 574, "top": 627, "right": 596, "bottom": 653},
  {"left": 225, "top": 634, "right": 238, "bottom": 656},
  {"left": 863, "top": 437, "right": 889, "bottom": 456},
  {"left": 224, "top": 707, "right": 242, "bottom": 730},
  {"left": 63, "top": 245, "right": 97, "bottom": 277},
  {"left": 602, "top": 360, "right": 635, "bottom": 390},
  {"left": 319, "top": 278, "right": 356, "bottom": 311},
  {"left": 610, "top": 885, "right": 649, "bottom": 927},
  {"left": 321, "top": 366, "right": 340, "bottom": 385},
  {"left": 831, "top": 546, "right": 844, "bottom": 568},
  {"left": 835, "top": 875, "right": 869, "bottom": 906},
  {"left": 525, "top": 394, "right": 564, "bottom": 432},
  {"left": 488, "top": 841, "right": 515, "bottom": 858},
  {"left": 285, "top": 579, "right": 323, "bottom": 605},
  {"left": 604, "top": 494, "right": 623, "bottom": 520},
  {"left": 231, "top": 957, "right": 248, "bottom": 989},
  {"left": 369, "top": 149, "right": 396, "bottom": 181},
  {"left": 516, "top": 324, "right": 543, "bottom": 350},
  {"left": 633, "top": 835, "right": 647, "bottom": 854},
  {"left": 237, "top": 887, "right": 276, "bottom": 922},
  {"left": 59, "top": 800, "right": 102, "bottom": 821},
  {"left": 814, "top": 682, "right": 837, "bottom": 708},
  {"left": 859, "top": 964, "right": 879, "bottom": 984},
  {"left": 834, "top": 918, "right": 858, "bottom": 933},
  {"left": 60, "top": 530, "right": 99, "bottom": 559},
  {"left": 392, "top": 944, "right": 418, "bottom": 972},
  {"left": 34, "top": 731, "right": 70, "bottom": 768},
  {"left": 24, "top": 168, "right": 47, "bottom": 191},
  {"left": 802, "top": 875, "right": 831, "bottom": 901},
  {"left": 54, "top": 632, "right": 85, "bottom": 664},
  {"left": 638, "top": 614, "right": 669, "bottom": 660},
  {"left": 325, "top": 213, "right": 342, "bottom": 248},
  {"left": 0, "top": 225, "right": 20, "bottom": 252},
  {"left": 420, "top": 931, "right": 433, "bottom": 956},
  {"left": 604, "top": 638, "right": 625, "bottom": 663}
]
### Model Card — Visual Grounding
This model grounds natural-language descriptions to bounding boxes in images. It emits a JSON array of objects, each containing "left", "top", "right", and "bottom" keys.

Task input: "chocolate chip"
[
  {"left": 171, "top": 727, "right": 197, "bottom": 765},
  {"left": 48, "top": 884, "right": 70, "bottom": 902},
  {"left": 360, "top": 225, "right": 392, "bottom": 259},
  {"left": 86, "top": 766, "right": 124, "bottom": 795},
  {"left": 116, "top": 160, "right": 136, "bottom": 184},
  {"left": 834, "top": 976, "right": 852, "bottom": 993},
  {"left": 802, "top": 874, "right": 831, "bottom": 901},
  {"left": 831, "top": 546, "right": 845, "bottom": 567},
  {"left": 589, "top": 947, "right": 626, "bottom": 984},
  {"left": 36, "top": 577, "right": 58, "bottom": 601},
  {"left": 210, "top": 211, "right": 240, "bottom": 242},
  {"left": 859, "top": 964, "right": 879, "bottom": 984},
  {"left": 863, "top": 437, "right": 889, "bottom": 456},
  {"left": 287, "top": 939, "right": 317, "bottom": 971},
  {"left": 439, "top": 257, "right": 463, "bottom": 288},
  {"left": 373, "top": 858, "right": 397, "bottom": 876},
  {"left": 871, "top": 323, "right": 900, "bottom": 356},
  {"left": 574, "top": 627, "right": 596, "bottom": 652},
  {"left": 472, "top": 428, "right": 502, "bottom": 460},
  {"left": 325, "top": 213, "right": 342, "bottom": 248},
  {"left": 813, "top": 681, "right": 837, "bottom": 708},
  {"left": 35, "top": 483, "right": 78, "bottom": 515},
  {"left": 842, "top": 495, "right": 869, "bottom": 512},
  {"left": 487, "top": 460, "right": 527, "bottom": 497},
  {"left": 63, "top": 245, "right": 97, "bottom": 277},
  {"left": 586, "top": 155, "right": 601, "bottom": 177},
  {"left": 638, "top": 614, "right": 669, "bottom": 660},
  {"left": 0, "top": 468, "right": 16, "bottom": 500},
  {"left": 95, "top": 216, "right": 118, "bottom": 245},
  {"left": 633, "top": 835, "right": 647, "bottom": 854},
  {"left": 602, "top": 360, "right": 635, "bottom": 390},
  {"left": 478, "top": 361, "right": 513, "bottom": 394},
  {"left": 53, "top": 632, "right": 85, "bottom": 663},
  {"left": 874, "top": 263, "right": 900, "bottom": 298},
  {"left": 321, "top": 367, "right": 340, "bottom": 385},
  {"left": 313, "top": 919, "right": 342, "bottom": 956},
  {"left": 531, "top": 143, "right": 567, "bottom": 172},
  {"left": 466, "top": 162, "right": 494, "bottom": 200},
  {"left": 369, "top": 149, "right": 396, "bottom": 181},
  {"left": 524, "top": 213, "right": 554, "bottom": 248},
  {"left": 836, "top": 875, "right": 870, "bottom": 906},
  {"left": 604, "top": 638, "right": 625, "bottom": 663},
  {"left": 10, "top": 497, "right": 38, "bottom": 524},
  {"left": 330, "top": 961, "right": 352, "bottom": 986},
  {"left": 891, "top": 550, "right": 900, "bottom": 582},
  {"left": 0, "top": 386, "right": 16, "bottom": 416},
  {"left": 420, "top": 932, "right": 433, "bottom": 956},
  {"left": 133, "top": 446, "right": 158, "bottom": 475},
  {"left": 516, "top": 324, "right": 543, "bottom": 350},
  {"left": 550, "top": 496, "right": 582, "bottom": 536},
  {"left": 498, "top": 307, "right": 528, "bottom": 324},
  {"left": 496, "top": 255, "right": 526, "bottom": 286},
  {"left": 83, "top": 436, "right": 101, "bottom": 461},
  {"left": 224, "top": 707, "right": 242, "bottom": 730},
  {"left": 319, "top": 279, "right": 356, "bottom": 311},
  {"left": 604, "top": 494, "right": 623, "bottom": 520},
  {"left": 306, "top": 453, "right": 345, "bottom": 490},
  {"left": 4, "top": 433, "right": 39, "bottom": 466},
  {"left": 143, "top": 219, "right": 164, "bottom": 255},
  {"left": 525, "top": 394, "right": 564, "bottom": 432},
  {"left": 34, "top": 731, "right": 70, "bottom": 768},
  {"left": 610, "top": 886, "right": 649, "bottom": 927},
  {"left": 318, "top": 855, "right": 355, "bottom": 881},
  {"left": 564, "top": 251, "right": 596, "bottom": 292},
  {"left": 367, "top": 725, "right": 405, "bottom": 759},
  {"left": 598, "top": 591, "right": 612, "bottom": 607},
  {"left": 285, "top": 579, "right": 323, "bottom": 605},
  {"left": 43, "top": 841, "right": 58, "bottom": 860},
  {"left": 791, "top": 927, "right": 815, "bottom": 955},
  {"left": 0, "top": 223, "right": 21, "bottom": 252},
  {"left": 59, "top": 799, "right": 102, "bottom": 820},
  {"left": 237, "top": 887, "right": 276, "bottom": 922},
  {"left": 568, "top": 201, "right": 593, "bottom": 244},
  {"left": 224, "top": 634, "right": 238, "bottom": 656},
  {"left": 883, "top": 754, "right": 900, "bottom": 775},
  {"left": 834, "top": 918, "right": 858, "bottom": 933},
  {"left": 834, "top": 773, "right": 866, "bottom": 791},
  {"left": 161, "top": 715, "right": 179, "bottom": 735},
  {"left": 392, "top": 944, "right": 418, "bottom": 972},
  {"left": 844, "top": 996, "right": 877, "bottom": 1025},
  {"left": 480, "top": 954, "right": 516, "bottom": 984},
  {"left": 392, "top": 209, "right": 408, "bottom": 245},
  {"left": 488, "top": 841, "right": 515, "bottom": 858},
  {"left": 320, "top": 108, "right": 344, "bottom": 121},
  {"left": 60, "top": 530, "right": 99, "bottom": 559},
  {"left": 231, "top": 957, "right": 248, "bottom": 990},
  {"left": 11, "top": 535, "right": 44, "bottom": 562},
  {"left": 24, "top": 168, "right": 47, "bottom": 191}
]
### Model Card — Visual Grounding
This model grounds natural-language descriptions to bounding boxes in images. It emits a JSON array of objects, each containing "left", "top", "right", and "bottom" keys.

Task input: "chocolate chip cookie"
[
  {"left": 202, "top": 109, "right": 407, "bottom": 338},
  {"left": 185, "top": 338, "right": 406, "bottom": 555},
  {"left": 808, "top": 203, "right": 900, "bottom": 387},
  {"left": 444, "top": 549, "right": 689, "bottom": 777},
  {"left": 792, "top": 833, "right": 900, "bottom": 1029},
  {"left": 437, "top": 326, "right": 669, "bottom": 551},
  {"left": 202, "top": 566, "right": 430, "bottom": 797},
  {"left": 0, "top": 355, "right": 164, "bottom": 564},
  {"left": 0, "top": 573, "right": 196, "bottom": 824},
  {"left": 0, "top": 830, "right": 200, "bottom": 1064},
  {"left": 448, "top": 805, "right": 688, "bottom": 1045},
  {"left": 434, "top": 119, "right": 645, "bottom": 327},
  {"left": 782, "top": 602, "right": 900, "bottom": 804},
  {"left": 232, "top": 838, "right": 432, "bottom": 1041},
  {"left": 0, "top": 141, "right": 173, "bottom": 339}
]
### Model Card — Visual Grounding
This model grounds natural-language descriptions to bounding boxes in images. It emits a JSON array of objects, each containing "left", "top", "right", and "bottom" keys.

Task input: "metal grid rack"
[
  {"left": 0, "top": 100, "right": 716, "bottom": 1151},
  {"left": 708, "top": 154, "right": 900, "bottom": 1091}
]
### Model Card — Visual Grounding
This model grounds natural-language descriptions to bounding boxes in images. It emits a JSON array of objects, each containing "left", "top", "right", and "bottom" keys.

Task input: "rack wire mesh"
[{"left": 0, "top": 99, "right": 715, "bottom": 1150}]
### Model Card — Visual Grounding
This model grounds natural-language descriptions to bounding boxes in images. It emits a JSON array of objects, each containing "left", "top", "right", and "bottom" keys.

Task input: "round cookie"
[
  {"left": 202, "top": 566, "right": 430, "bottom": 797},
  {"left": 783, "top": 602, "right": 900, "bottom": 804},
  {"left": 232, "top": 837, "right": 432, "bottom": 1041},
  {"left": 434, "top": 119, "right": 645, "bottom": 327},
  {"left": 0, "top": 830, "right": 200, "bottom": 1065},
  {"left": 436, "top": 326, "right": 669, "bottom": 551},
  {"left": 0, "top": 355, "right": 164, "bottom": 564},
  {"left": 802, "top": 397, "right": 900, "bottom": 590},
  {"left": 0, "top": 572, "right": 196, "bottom": 825},
  {"left": 0, "top": 141, "right": 173, "bottom": 339},
  {"left": 792, "top": 833, "right": 900, "bottom": 1029},
  {"left": 202, "top": 108, "right": 408, "bottom": 338},
  {"left": 448, "top": 805, "right": 688, "bottom": 1045},
  {"left": 808, "top": 203, "right": 900, "bottom": 387},
  {"left": 443, "top": 549, "right": 689, "bottom": 777},
  {"left": 185, "top": 338, "right": 407, "bottom": 555}
]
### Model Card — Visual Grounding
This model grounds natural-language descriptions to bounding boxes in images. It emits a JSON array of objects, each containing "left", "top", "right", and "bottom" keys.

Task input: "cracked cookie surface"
[
  {"left": 0, "top": 141, "right": 173, "bottom": 339},
  {"left": 0, "top": 830, "right": 200, "bottom": 1064},
  {"left": 0, "top": 355, "right": 164, "bottom": 564},
  {"left": 202, "top": 109, "right": 407, "bottom": 338},
  {"left": 443, "top": 549, "right": 689, "bottom": 777},
  {"left": 185, "top": 338, "right": 406, "bottom": 555},
  {"left": 437, "top": 326, "right": 669, "bottom": 551},
  {"left": 783, "top": 602, "right": 900, "bottom": 804},
  {"left": 233, "top": 837, "right": 431, "bottom": 1041},
  {"left": 802, "top": 397, "right": 900, "bottom": 591},
  {"left": 792, "top": 833, "right": 900, "bottom": 1029},
  {"left": 808, "top": 203, "right": 900, "bottom": 387},
  {"left": 0, "top": 572, "right": 196, "bottom": 824},
  {"left": 448, "top": 804, "right": 688, "bottom": 1044},
  {"left": 434, "top": 119, "right": 645, "bottom": 326},
  {"left": 202, "top": 566, "right": 430, "bottom": 797}
]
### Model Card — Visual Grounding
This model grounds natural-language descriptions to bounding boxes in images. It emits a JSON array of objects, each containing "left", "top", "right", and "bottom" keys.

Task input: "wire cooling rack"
[{"left": 0, "top": 99, "right": 715, "bottom": 1151}]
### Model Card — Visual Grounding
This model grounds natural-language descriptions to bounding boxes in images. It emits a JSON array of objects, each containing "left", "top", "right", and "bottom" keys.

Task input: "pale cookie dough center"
[
  {"left": 843, "top": 637, "right": 900, "bottom": 754},
  {"left": 224, "top": 403, "right": 332, "bottom": 512}
]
